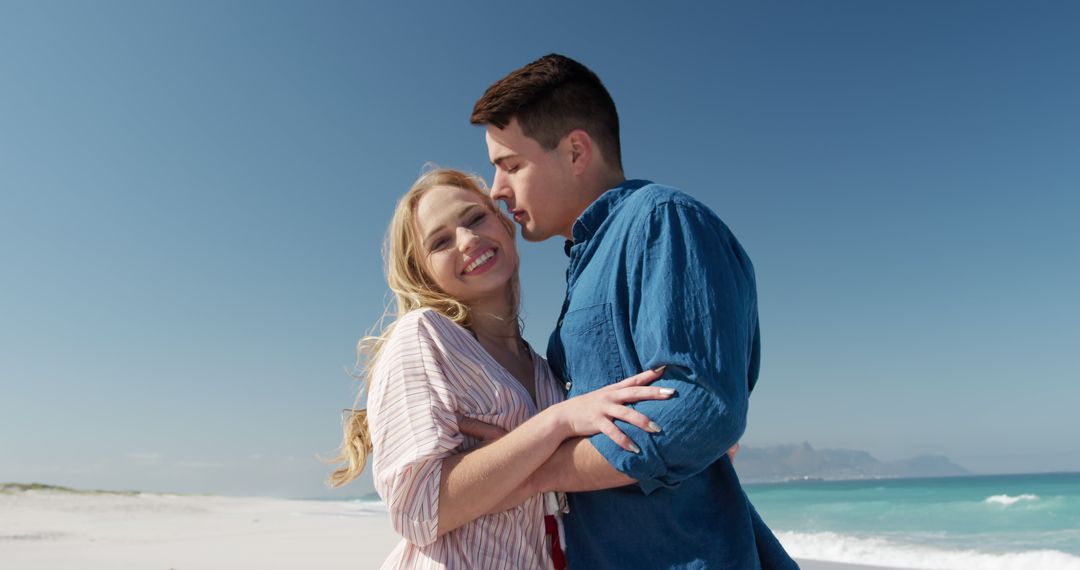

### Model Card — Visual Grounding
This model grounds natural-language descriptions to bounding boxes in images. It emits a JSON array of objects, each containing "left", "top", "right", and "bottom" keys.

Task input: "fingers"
[
  {"left": 456, "top": 414, "right": 508, "bottom": 441},
  {"left": 605, "top": 365, "right": 667, "bottom": 390},
  {"left": 606, "top": 404, "right": 661, "bottom": 434},
  {"left": 727, "top": 442, "right": 740, "bottom": 460},
  {"left": 610, "top": 386, "right": 676, "bottom": 404},
  {"left": 599, "top": 421, "right": 641, "bottom": 454}
]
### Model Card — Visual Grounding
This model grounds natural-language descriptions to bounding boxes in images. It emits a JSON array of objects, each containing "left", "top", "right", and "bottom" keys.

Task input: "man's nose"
[{"left": 490, "top": 170, "right": 510, "bottom": 202}]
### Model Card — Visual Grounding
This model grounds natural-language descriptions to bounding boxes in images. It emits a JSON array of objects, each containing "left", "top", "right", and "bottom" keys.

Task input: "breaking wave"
[
  {"left": 778, "top": 530, "right": 1080, "bottom": 570},
  {"left": 984, "top": 494, "right": 1039, "bottom": 506}
]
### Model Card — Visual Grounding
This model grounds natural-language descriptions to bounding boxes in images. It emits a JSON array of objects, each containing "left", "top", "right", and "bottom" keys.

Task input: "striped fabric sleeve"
[{"left": 369, "top": 311, "right": 464, "bottom": 547}]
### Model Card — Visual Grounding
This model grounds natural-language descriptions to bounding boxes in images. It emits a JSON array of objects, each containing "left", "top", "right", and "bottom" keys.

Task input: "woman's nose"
[{"left": 457, "top": 226, "right": 479, "bottom": 252}]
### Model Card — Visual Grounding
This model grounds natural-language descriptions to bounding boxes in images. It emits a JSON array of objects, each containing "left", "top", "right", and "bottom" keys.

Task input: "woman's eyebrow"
[{"left": 424, "top": 204, "right": 481, "bottom": 244}]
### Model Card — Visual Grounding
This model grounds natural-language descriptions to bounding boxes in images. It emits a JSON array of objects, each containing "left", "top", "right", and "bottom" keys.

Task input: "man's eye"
[{"left": 507, "top": 165, "right": 520, "bottom": 174}]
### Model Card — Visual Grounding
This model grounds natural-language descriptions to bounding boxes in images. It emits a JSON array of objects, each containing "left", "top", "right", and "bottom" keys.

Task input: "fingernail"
[
  {"left": 647, "top": 421, "right": 662, "bottom": 433},
  {"left": 659, "top": 388, "right": 675, "bottom": 396},
  {"left": 629, "top": 443, "right": 641, "bottom": 454},
  {"left": 652, "top": 365, "right": 667, "bottom": 374}
]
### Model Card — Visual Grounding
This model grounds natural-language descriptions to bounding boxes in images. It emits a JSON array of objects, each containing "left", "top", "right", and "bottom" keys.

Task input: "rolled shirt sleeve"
[
  {"left": 368, "top": 311, "right": 463, "bottom": 546},
  {"left": 589, "top": 200, "right": 760, "bottom": 495}
]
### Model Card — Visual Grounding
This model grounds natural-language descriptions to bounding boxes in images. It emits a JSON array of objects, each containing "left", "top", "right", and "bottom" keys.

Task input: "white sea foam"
[
  {"left": 343, "top": 499, "right": 389, "bottom": 515},
  {"left": 778, "top": 530, "right": 1080, "bottom": 570},
  {"left": 985, "top": 493, "right": 1039, "bottom": 506}
]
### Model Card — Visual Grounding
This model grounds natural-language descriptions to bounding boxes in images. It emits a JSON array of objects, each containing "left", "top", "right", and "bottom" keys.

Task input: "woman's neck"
[{"left": 468, "top": 294, "right": 524, "bottom": 357}]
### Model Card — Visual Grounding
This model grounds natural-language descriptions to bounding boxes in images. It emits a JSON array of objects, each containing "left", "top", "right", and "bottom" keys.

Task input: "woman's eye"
[
  {"left": 468, "top": 213, "right": 486, "bottom": 226},
  {"left": 431, "top": 238, "right": 449, "bottom": 251}
]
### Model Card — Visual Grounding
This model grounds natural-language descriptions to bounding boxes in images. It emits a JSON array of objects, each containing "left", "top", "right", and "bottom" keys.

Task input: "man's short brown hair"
[{"left": 471, "top": 54, "right": 622, "bottom": 171}]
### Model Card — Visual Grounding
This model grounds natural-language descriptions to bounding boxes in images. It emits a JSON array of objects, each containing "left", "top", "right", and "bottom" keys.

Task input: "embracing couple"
[{"left": 331, "top": 54, "right": 798, "bottom": 570}]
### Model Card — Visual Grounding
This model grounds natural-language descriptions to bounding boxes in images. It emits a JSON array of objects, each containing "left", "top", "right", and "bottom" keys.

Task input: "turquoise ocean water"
[
  {"left": 338, "top": 472, "right": 1080, "bottom": 569},
  {"left": 745, "top": 472, "right": 1080, "bottom": 569}
]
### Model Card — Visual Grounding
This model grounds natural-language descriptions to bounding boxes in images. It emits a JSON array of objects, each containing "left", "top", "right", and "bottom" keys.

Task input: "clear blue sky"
[{"left": 2, "top": 1, "right": 1077, "bottom": 498}]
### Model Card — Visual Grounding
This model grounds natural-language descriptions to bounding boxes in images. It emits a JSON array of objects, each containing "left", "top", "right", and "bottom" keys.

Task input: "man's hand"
[
  {"left": 456, "top": 415, "right": 508, "bottom": 443},
  {"left": 727, "top": 442, "right": 740, "bottom": 460}
]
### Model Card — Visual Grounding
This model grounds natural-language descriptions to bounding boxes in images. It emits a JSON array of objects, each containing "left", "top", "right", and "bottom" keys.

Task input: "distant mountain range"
[
  {"left": 733, "top": 442, "right": 970, "bottom": 483},
  {"left": 1, "top": 483, "right": 139, "bottom": 495}
]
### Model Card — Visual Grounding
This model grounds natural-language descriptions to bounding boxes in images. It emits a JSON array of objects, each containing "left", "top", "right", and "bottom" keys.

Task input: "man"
[{"left": 469, "top": 54, "right": 798, "bottom": 569}]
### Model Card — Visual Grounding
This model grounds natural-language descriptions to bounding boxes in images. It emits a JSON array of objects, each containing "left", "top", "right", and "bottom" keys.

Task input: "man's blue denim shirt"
[{"left": 548, "top": 180, "right": 797, "bottom": 569}]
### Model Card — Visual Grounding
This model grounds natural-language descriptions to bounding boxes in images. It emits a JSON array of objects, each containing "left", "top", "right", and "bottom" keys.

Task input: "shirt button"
[
  {"left": 557, "top": 318, "right": 564, "bottom": 327},
  {"left": 565, "top": 381, "right": 573, "bottom": 391}
]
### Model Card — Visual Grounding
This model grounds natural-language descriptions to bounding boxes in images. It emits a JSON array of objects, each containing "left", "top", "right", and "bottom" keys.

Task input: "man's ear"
[{"left": 563, "top": 129, "right": 593, "bottom": 175}]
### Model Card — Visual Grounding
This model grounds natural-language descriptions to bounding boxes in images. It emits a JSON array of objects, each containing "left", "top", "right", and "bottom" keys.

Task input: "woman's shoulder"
[
  {"left": 371, "top": 309, "right": 463, "bottom": 382},
  {"left": 384, "top": 308, "right": 469, "bottom": 348}
]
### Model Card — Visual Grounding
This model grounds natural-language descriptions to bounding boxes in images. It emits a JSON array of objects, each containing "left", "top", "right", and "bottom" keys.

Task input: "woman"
[{"left": 330, "top": 168, "right": 670, "bottom": 569}]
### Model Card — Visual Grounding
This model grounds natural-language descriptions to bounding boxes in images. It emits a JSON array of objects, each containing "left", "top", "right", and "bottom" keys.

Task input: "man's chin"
[{"left": 520, "top": 225, "right": 552, "bottom": 242}]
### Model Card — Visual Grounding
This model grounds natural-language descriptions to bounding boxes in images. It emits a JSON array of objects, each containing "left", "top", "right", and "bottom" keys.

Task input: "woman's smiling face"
[{"left": 413, "top": 184, "right": 518, "bottom": 306}]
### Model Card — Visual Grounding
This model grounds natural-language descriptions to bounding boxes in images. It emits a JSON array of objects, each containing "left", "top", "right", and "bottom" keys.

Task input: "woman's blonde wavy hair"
[{"left": 328, "top": 167, "right": 520, "bottom": 488}]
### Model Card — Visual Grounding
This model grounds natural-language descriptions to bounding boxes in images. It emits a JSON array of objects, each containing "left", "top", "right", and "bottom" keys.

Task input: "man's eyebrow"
[
  {"left": 423, "top": 204, "right": 481, "bottom": 244},
  {"left": 491, "top": 153, "right": 517, "bottom": 167}
]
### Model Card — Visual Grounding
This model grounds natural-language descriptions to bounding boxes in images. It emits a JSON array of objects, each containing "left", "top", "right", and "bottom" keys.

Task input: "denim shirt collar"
[{"left": 568, "top": 179, "right": 652, "bottom": 254}]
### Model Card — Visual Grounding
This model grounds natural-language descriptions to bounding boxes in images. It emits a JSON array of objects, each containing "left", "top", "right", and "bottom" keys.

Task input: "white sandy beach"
[{"left": 0, "top": 488, "right": 890, "bottom": 569}]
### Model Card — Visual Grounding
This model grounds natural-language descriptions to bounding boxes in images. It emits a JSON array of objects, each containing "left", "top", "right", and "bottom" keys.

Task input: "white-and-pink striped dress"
[{"left": 367, "top": 308, "right": 567, "bottom": 569}]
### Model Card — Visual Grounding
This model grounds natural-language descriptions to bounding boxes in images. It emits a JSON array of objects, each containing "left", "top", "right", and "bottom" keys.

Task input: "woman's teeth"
[{"left": 465, "top": 250, "right": 495, "bottom": 273}]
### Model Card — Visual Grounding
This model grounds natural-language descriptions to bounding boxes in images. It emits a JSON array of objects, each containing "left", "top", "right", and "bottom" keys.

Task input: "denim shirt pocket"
[{"left": 559, "top": 303, "right": 626, "bottom": 395}]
